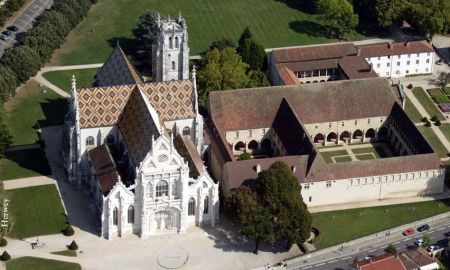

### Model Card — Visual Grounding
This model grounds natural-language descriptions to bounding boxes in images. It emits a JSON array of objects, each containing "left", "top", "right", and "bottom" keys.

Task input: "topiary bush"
[
  {"left": 0, "top": 237, "right": 7, "bottom": 247},
  {"left": 0, "top": 251, "right": 11, "bottom": 261},
  {"left": 435, "top": 120, "right": 442, "bottom": 126},
  {"left": 421, "top": 116, "right": 428, "bottom": 122},
  {"left": 431, "top": 115, "right": 438, "bottom": 122},
  {"left": 68, "top": 240, "right": 78, "bottom": 250},
  {"left": 425, "top": 121, "right": 432, "bottom": 127},
  {"left": 63, "top": 225, "right": 74, "bottom": 236},
  {"left": 407, "top": 83, "right": 413, "bottom": 89}
]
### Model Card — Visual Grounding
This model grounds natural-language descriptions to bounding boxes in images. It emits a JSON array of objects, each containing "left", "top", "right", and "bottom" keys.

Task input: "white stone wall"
[
  {"left": 79, "top": 126, "right": 118, "bottom": 156},
  {"left": 225, "top": 127, "right": 272, "bottom": 154},
  {"left": 366, "top": 52, "right": 434, "bottom": 78}
]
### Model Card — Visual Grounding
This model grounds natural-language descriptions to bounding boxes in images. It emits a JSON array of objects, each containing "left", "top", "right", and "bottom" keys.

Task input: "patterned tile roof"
[
  {"left": 118, "top": 87, "right": 161, "bottom": 165},
  {"left": 95, "top": 44, "right": 143, "bottom": 87},
  {"left": 76, "top": 80, "right": 196, "bottom": 128}
]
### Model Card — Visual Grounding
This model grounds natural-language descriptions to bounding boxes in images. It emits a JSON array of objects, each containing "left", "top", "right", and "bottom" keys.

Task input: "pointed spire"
[
  {"left": 71, "top": 75, "right": 76, "bottom": 95},
  {"left": 116, "top": 39, "right": 120, "bottom": 48},
  {"left": 178, "top": 11, "right": 182, "bottom": 23},
  {"left": 157, "top": 12, "right": 161, "bottom": 27},
  {"left": 170, "top": 131, "right": 173, "bottom": 154},
  {"left": 167, "top": 14, "right": 170, "bottom": 22},
  {"left": 192, "top": 65, "right": 198, "bottom": 115}
]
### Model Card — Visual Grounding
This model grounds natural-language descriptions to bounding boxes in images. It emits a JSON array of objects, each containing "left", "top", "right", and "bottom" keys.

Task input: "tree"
[
  {"left": 133, "top": 10, "right": 158, "bottom": 63},
  {"left": 238, "top": 26, "right": 253, "bottom": 49},
  {"left": 68, "top": 240, "right": 78, "bottom": 250},
  {"left": 316, "top": 0, "right": 359, "bottom": 38},
  {"left": 257, "top": 161, "right": 312, "bottom": 247},
  {"left": 63, "top": 225, "right": 75, "bottom": 236},
  {"left": 438, "top": 72, "right": 449, "bottom": 88},
  {"left": 238, "top": 38, "right": 267, "bottom": 71},
  {"left": 0, "top": 65, "right": 17, "bottom": 103},
  {"left": 223, "top": 185, "right": 259, "bottom": 224},
  {"left": 209, "top": 38, "right": 236, "bottom": 51},
  {"left": 197, "top": 48, "right": 249, "bottom": 106},
  {"left": 385, "top": 244, "right": 397, "bottom": 254},
  {"left": 0, "top": 46, "right": 41, "bottom": 83},
  {"left": 52, "top": 2, "right": 80, "bottom": 27},
  {"left": 408, "top": 0, "right": 450, "bottom": 37},
  {"left": 0, "top": 251, "right": 10, "bottom": 261},
  {"left": 0, "top": 106, "right": 12, "bottom": 157},
  {"left": 35, "top": 11, "right": 71, "bottom": 38},
  {"left": 240, "top": 206, "right": 275, "bottom": 254},
  {"left": 247, "top": 70, "right": 270, "bottom": 88},
  {"left": 0, "top": 237, "right": 7, "bottom": 247},
  {"left": 423, "top": 236, "right": 432, "bottom": 247},
  {"left": 23, "top": 35, "right": 56, "bottom": 63},
  {"left": 237, "top": 152, "right": 252, "bottom": 161},
  {"left": 375, "top": 0, "right": 407, "bottom": 28}
]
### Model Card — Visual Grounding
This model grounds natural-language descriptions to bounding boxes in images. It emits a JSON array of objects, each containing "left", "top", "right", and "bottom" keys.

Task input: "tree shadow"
[
  {"left": 107, "top": 36, "right": 138, "bottom": 60},
  {"left": 273, "top": 0, "right": 316, "bottom": 14},
  {"left": 3, "top": 148, "right": 52, "bottom": 176},
  {"left": 37, "top": 98, "right": 69, "bottom": 128},
  {"left": 289, "top": 20, "right": 331, "bottom": 38}
]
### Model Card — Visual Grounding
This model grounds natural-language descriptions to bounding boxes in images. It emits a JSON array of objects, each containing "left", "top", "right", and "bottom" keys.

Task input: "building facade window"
[
  {"left": 203, "top": 196, "right": 209, "bottom": 214},
  {"left": 387, "top": 63, "right": 390, "bottom": 67},
  {"left": 354, "top": 120, "right": 357, "bottom": 125},
  {"left": 235, "top": 131, "right": 239, "bottom": 138},
  {"left": 326, "top": 181, "right": 331, "bottom": 188},
  {"left": 171, "top": 181, "right": 177, "bottom": 196},
  {"left": 368, "top": 119, "right": 371, "bottom": 124},
  {"left": 146, "top": 182, "right": 153, "bottom": 198},
  {"left": 172, "top": 61, "right": 176, "bottom": 70},
  {"left": 426, "top": 59, "right": 430, "bottom": 63},
  {"left": 407, "top": 60, "right": 410, "bottom": 65},
  {"left": 262, "top": 128, "right": 266, "bottom": 135},
  {"left": 377, "top": 63, "right": 380, "bottom": 68},
  {"left": 156, "top": 181, "right": 169, "bottom": 197},
  {"left": 113, "top": 207, "right": 118, "bottom": 225},
  {"left": 416, "top": 60, "right": 419, "bottom": 64},
  {"left": 341, "top": 122, "right": 344, "bottom": 127},
  {"left": 86, "top": 136, "right": 94, "bottom": 146},
  {"left": 188, "top": 198, "right": 195, "bottom": 216},
  {"left": 397, "top": 62, "right": 400, "bottom": 66},
  {"left": 328, "top": 123, "right": 332, "bottom": 128},
  {"left": 309, "top": 196, "right": 312, "bottom": 202},
  {"left": 182, "top": 126, "right": 190, "bottom": 136},
  {"left": 304, "top": 183, "right": 310, "bottom": 190},
  {"left": 128, "top": 205, "right": 134, "bottom": 223}
]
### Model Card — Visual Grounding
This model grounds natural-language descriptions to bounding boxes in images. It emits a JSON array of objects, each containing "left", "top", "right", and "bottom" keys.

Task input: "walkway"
[{"left": 3, "top": 175, "right": 56, "bottom": 190}]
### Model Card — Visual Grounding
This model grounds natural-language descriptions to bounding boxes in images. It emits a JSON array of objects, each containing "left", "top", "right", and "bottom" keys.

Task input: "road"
[
  {"left": 0, "top": 0, "right": 52, "bottom": 56},
  {"left": 289, "top": 220, "right": 450, "bottom": 270}
]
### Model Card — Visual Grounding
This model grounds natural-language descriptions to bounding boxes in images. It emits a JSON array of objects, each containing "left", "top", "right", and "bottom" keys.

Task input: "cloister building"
[{"left": 205, "top": 78, "right": 445, "bottom": 208}]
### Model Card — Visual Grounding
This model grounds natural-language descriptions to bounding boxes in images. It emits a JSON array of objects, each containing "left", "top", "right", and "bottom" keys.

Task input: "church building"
[{"left": 65, "top": 14, "right": 219, "bottom": 239}]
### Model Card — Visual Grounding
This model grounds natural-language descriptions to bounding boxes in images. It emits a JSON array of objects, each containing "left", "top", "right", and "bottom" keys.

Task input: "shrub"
[
  {"left": 407, "top": 83, "right": 413, "bottom": 89},
  {"left": 68, "top": 240, "right": 78, "bottom": 250},
  {"left": 237, "top": 152, "right": 252, "bottom": 161},
  {"left": 421, "top": 117, "right": 428, "bottom": 122},
  {"left": 0, "top": 237, "right": 7, "bottom": 247},
  {"left": 63, "top": 225, "right": 74, "bottom": 236},
  {"left": 425, "top": 121, "right": 432, "bottom": 127},
  {"left": 0, "top": 251, "right": 11, "bottom": 261},
  {"left": 435, "top": 120, "right": 442, "bottom": 126},
  {"left": 431, "top": 115, "right": 438, "bottom": 122},
  {"left": 385, "top": 244, "right": 397, "bottom": 254}
]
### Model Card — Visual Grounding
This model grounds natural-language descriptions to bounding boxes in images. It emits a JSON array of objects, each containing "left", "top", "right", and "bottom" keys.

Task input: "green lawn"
[
  {"left": 5, "top": 185, "right": 67, "bottom": 239},
  {"left": 42, "top": 68, "right": 98, "bottom": 93},
  {"left": 334, "top": 156, "right": 352, "bottom": 163},
  {"left": 0, "top": 148, "right": 52, "bottom": 181},
  {"left": 5, "top": 81, "right": 68, "bottom": 145},
  {"left": 351, "top": 146, "right": 388, "bottom": 158},
  {"left": 320, "top": 150, "right": 349, "bottom": 163},
  {"left": 444, "top": 87, "right": 450, "bottom": 95},
  {"left": 50, "top": 250, "right": 77, "bottom": 257},
  {"left": 312, "top": 199, "right": 450, "bottom": 249},
  {"left": 418, "top": 126, "right": 449, "bottom": 158},
  {"left": 404, "top": 96, "right": 423, "bottom": 123},
  {"left": 50, "top": 0, "right": 370, "bottom": 65},
  {"left": 355, "top": 153, "right": 375, "bottom": 160},
  {"left": 6, "top": 257, "right": 81, "bottom": 270},
  {"left": 412, "top": 87, "right": 446, "bottom": 121},
  {"left": 440, "top": 123, "right": 450, "bottom": 143}
]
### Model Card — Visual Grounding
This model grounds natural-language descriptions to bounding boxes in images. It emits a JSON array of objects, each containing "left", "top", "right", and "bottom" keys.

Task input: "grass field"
[
  {"left": 312, "top": 199, "right": 450, "bottom": 249},
  {"left": 418, "top": 126, "right": 449, "bottom": 158},
  {"left": 5, "top": 185, "right": 67, "bottom": 239},
  {"left": 320, "top": 150, "right": 349, "bottom": 163},
  {"left": 355, "top": 153, "right": 375, "bottom": 160},
  {"left": 5, "top": 81, "right": 68, "bottom": 145},
  {"left": 0, "top": 148, "right": 51, "bottom": 181},
  {"left": 50, "top": 250, "right": 77, "bottom": 257},
  {"left": 440, "top": 123, "right": 450, "bottom": 144},
  {"left": 412, "top": 87, "right": 446, "bottom": 121},
  {"left": 49, "top": 0, "right": 370, "bottom": 65},
  {"left": 404, "top": 96, "right": 423, "bottom": 123},
  {"left": 334, "top": 156, "right": 352, "bottom": 163},
  {"left": 351, "top": 146, "right": 388, "bottom": 158},
  {"left": 6, "top": 257, "right": 81, "bottom": 270},
  {"left": 42, "top": 68, "right": 98, "bottom": 93}
]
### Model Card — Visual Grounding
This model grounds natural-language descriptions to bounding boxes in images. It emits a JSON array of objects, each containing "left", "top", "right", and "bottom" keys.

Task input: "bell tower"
[{"left": 151, "top": 13, "right": 190, "bottom": 82}]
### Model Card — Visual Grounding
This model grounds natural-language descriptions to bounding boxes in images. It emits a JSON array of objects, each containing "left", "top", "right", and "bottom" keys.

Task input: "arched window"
[
  {"left": 113, "top": 207, "right": 118, "bottom": 225},
  {"left": 182, "top": 127, "right": 190, "bottom": 136},
  {"left": 172, "top": 61, "right": 176, "bottom": 70},
  {"left": 188, "top": 198, "right": 195, "bottom": 216},
  {"left": 127, "top": 205, "right": 134, "bottom": 223},
  {"left": 203, "top": 196, "right": 209, "bottom": 214},
  {"left": 171, "top": 180, "right": 177, "bottom": 196},
  {"left": 156, "top": 180, "right": 168, "bottom": 197},
  {"left": 106, "top": 135, "right": 114, "bottom": 144},
  {"left": 146, "top": 182, "right": 153, "bottom": 198},
  {"left": 175, "top": 36, "right": 179, "bottom": 48},
  {"left": 169, "top": 37, "right": 173, "bottom": 49},
  {"left": 86, "top": 136, "right": 94, "bottom": 146}
]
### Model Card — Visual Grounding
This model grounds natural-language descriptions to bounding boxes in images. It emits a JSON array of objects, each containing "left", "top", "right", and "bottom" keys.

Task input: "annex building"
[
  {"left": 269, "top": 40, "right": 434, "bottom": 85},
  {"left": 205, "top": 78, "right": 445, "bottom": 207},
  {"left": 65, "top": 14, "right": 219, "bottom": 239}
]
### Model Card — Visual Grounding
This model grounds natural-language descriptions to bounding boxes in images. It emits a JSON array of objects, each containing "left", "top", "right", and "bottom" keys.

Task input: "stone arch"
[
  {"left": 365, "top": 128, "right": 375, "bottom": 138},
  {"left": 86, "top": 136, "right": 94, "bottom": 146},
  {"left": 378, "top": 127, "right": 388, "bottom": 139},
  {"left": 261, "top": 139, "right": 271, "bottom": 152},
  {"left": 234, "top": 141, "right": 245, "bottom": 151},
  {"left": 353, "top": 129, "right": 363, "bottom": 139},
  {"left": 313, "top": 133, "right": 324, "bottom": 143},
  {"left": 339, "top": 131, "right": 350, "bottom": 142},
  {"left": 327, "top": 132, "right": 337, "bottom": 142},
  {"left": 248, "top": 140, "right": 258, "bottom": 150},
  {"left": 175, "top": 36, "right": 179, "bottom": 48},
  {"left": 203, "top": 196, "right": 209, "bottom": 214},
  {"left": 188, "top": 198, "right": 195, "bottom": 216}
]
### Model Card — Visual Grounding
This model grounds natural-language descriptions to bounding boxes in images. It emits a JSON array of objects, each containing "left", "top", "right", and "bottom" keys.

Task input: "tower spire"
[
  {"left": 71, "top": 75, "right": 76, "bottom": 95},
  {"left": 178, "top": 11, "right": 182, "bottom": 22}
]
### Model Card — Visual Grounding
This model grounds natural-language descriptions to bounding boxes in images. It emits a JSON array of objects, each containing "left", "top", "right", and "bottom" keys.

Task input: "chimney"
[
  {"left": 255, "top": 164, "right": 261, "bottom": 173},
  {"left": 404, "top": 41, "right": 409, "bottom": 47},
  {"left": 388, "top": 42, "right": 393, "bottom": 49}
]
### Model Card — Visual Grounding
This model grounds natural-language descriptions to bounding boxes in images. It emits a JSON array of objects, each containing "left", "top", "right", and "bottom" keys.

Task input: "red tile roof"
[
  {"left": 358, "top": 40, "right": 434, "bottom": 58},
  {"left": 338, "top": 56, "right": 378, "bottom": 79},
  {"left": 88, "top": 144, "right": 120, "bottom": 196},
  {"left": 276, "top": 65, "right": 299, "bottom": 85},
  {"left": 358, "top": 254, "right": 405, "bottom": 270},
  {"left": 272, "top": 43, "right": 358, "bottom": 63}
]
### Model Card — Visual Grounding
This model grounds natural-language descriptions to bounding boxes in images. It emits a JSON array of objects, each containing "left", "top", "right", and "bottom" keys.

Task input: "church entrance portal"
[{"left": 153, "top": 210, "right": 179, "bottom": 231}]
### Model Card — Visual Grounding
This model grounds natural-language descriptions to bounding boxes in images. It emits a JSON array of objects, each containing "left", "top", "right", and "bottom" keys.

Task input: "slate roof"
[
  {"left": 95, "top": 44, "right": 143, "bottom": 87},
  {"left": 208, "top": 77, "right": 397, "bottom": 131},
  {"left": 88, "top": 144, "right": 120, "bottom": 196},
  {"left": 358, "top": 40, "right": 434, "bottom": 58},
  {"left": 76, "top": 80, "right": 196, "bottom": 128}
]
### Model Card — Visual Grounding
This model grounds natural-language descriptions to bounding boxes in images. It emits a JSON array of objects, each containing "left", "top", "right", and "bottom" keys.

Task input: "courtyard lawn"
[
  {"left": 49, "top": 0, "right": 370, "bottom": 65},
  {"left": 320, "top": 149, "right": 349, "bottom": 164},
  {"left": 5, "top": 185, "right": 67, "bottom": 239},
  {"left": 0, "top": 148, "right": 52, "bottom": 181},
  {"left": 6, "top": 257, "right": 81, "bottom": 270},
  {"left": 440, "top": 123, "right": 450, "bottom": 143},
  {"left": 418, "top": 126, "right": 449, "bottom": 158},
  {"left": 50, "top": 250, "right": 77, "bottom": 257},
  {"left": 412, "top": 87, "right": 446, "bottom": 121},
  {"left": 312, "top": 199, "right": 450, "bottom": 249},
  {"left": 334, "top": 156, "right": 352, "bottom": 163},
  {"left": 5, "top": 81, "right": 68, "bottom": 145},
  {"left": 404, "top": 96, "right": 423, "bottom": 123},
  {"left": 351, "top": 146, "right": 388, "bottom": 158},
  {"left": 355, "top": 153, "right": 375, "bottom": 160},
  {"left": 42, "top": 68, "right": 98, "bottom": 93},
  {"left": 444, "top": 87, "right": 450, "bottom": 95}
]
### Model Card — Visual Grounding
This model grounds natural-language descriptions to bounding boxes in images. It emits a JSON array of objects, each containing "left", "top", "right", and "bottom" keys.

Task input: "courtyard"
[{"left": 318, "top": 142, "right": 394, "bottom": 164}]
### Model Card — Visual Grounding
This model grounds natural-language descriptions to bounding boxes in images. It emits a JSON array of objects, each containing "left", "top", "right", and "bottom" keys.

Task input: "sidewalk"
[{"left": 3, "top": 175, "right": 56, "bottom": 190}]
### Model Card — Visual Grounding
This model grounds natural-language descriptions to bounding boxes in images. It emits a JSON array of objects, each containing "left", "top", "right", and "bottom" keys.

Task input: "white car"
[
  {"left": 427, "top": 245, "right": 439, "bottom": 252},
  {"left": 415, "top": 239, "right": 424, "bottom": 246},
  {"left": 0, "top": 35, "right": 9, "bottom": 41}
]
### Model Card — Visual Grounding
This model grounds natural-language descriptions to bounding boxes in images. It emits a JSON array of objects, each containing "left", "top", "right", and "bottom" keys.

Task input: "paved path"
[
  {"left": 3, "top": 175, "right": 56, "bottom": 190},
  {"left": 0, "top": 0, "right": 53, "bottom": 56}
]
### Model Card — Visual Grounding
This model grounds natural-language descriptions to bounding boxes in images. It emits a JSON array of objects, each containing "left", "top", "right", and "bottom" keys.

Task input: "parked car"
[
  {"left": 427, "top": 245, "right": 439, "bottom": 252},
  {"left": 417, "top": 224, "right": 430, "bottom": 232},
  {"left": 6, "top": 25, "right": 18, "bottom": 32},
  {"left": 0, "top": 35, "right": 9, "bottom": 41},
  {"left": 2, "top": 30, "right": 11, "bottom": 36},
  {"left": 415, "top": 239, "right": 424, "bottom": 246},
  {"left": 403, "top": 228, "right": 415, "bottom": 236}
]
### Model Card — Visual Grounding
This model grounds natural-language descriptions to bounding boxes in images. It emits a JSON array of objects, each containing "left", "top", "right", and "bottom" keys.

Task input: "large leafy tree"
[
  {"left": 209, "top": 38, "right": 236, "bottom": 51},
  {"left": 257, "top": 161, "right": 312, "bottom": 247},
  {"left": 247, "top": 70, "right": 270, "bottom": 88},
  {"left": 375, "top": 0, "right": 406, "bottom": 28},
  {"left": 238, "top": 38, "right": 267, "bottom": 71},
  {"left": 238, "top": 26, "right": 253, "bottom": 49},
  {"left": 240, "top": 206, "right": 276, "bottom": 254},
  {"left": 224, "top": 185, "right": 259, "bottom": 224},
  {"left": 316, "top": 0, "right": 359, "bottom": 38},
  {"left": 408, "top": 0, "right": 450, "bottom": 37},
  {"left": 1, "top": 46, "right": 41, "bottom": 83},
  {"left": 0, "top": 106, "right": 12, "bottom": 157},
  {"left": 133, "top": 10, "right": 159, "bottom": 64},
  {"left": 0, "top": 65, "right": 17, "bottom": 103}
]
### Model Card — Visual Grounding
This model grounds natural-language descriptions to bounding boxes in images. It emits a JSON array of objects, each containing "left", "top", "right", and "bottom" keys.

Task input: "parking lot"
[{"left": 0, "top": 0, "right": 53, "bottom": 56}]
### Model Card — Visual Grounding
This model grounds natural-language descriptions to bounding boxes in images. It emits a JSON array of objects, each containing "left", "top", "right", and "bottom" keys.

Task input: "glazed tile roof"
[
  {"left": 76, "top": 80, "right": 196, "bottom": 128},
  {"left": 95, "top": 44, "right": 143, "bottom": 87},
  {"left": 358, "top": 40, "right": 434, "bottom": 58}
]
